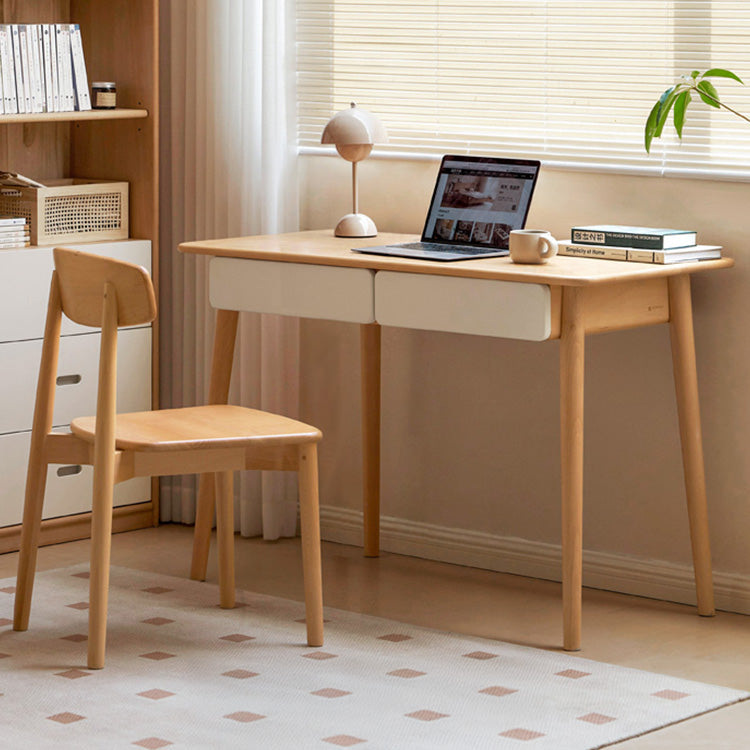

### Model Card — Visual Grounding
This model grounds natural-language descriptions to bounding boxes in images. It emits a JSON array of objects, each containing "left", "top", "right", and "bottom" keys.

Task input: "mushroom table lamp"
[{"left": 321, "top": 103, "right": 388, "bottom": 238}]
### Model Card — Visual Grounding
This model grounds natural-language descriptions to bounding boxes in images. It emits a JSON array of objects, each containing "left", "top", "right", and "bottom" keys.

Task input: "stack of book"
[
  {"left": 558, "top": 225, "right": 722, "bottom": 265},
  {"left": 0, "top": 23, "right": 91, "bottom": 115},
  {"left": 0, "top": 216, "right": 30, "bottom": 249}
]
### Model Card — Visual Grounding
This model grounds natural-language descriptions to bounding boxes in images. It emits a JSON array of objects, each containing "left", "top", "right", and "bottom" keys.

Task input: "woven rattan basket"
[{"left": 0, "top": 179, "right": 128, "bottom": 245}]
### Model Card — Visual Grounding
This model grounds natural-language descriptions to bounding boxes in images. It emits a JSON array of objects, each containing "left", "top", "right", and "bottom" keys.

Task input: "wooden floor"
[{"left": 1, "top": 523, "right": 748, "bottom": 748}]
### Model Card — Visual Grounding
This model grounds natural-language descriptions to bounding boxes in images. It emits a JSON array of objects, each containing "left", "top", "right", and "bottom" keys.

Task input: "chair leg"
[
  {"left": 298, "top": 443, "right": 324, "bottom": 647},
  {"left": 191, "top": 472, "right": 216, "bottom": 581},
  {"left": 13, "top": 458, "right": 50, "bottom": 631},
  {"left": 215, "top": 471, "right": 235, "bottom": 609},
  {"left": 88, "top": 466, "right": 115, "bottom": 670}
]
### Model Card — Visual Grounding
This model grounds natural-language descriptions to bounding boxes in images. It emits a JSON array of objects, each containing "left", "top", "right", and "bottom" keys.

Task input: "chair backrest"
[{"left": 53, "top": 247, "right": 157, "bottom": 328}]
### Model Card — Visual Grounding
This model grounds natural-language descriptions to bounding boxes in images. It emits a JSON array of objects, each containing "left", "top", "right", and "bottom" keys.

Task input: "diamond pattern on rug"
[
  {"left": 302, "top": 651, "right": 338, "bottom": 660},
  {"left": 142, "top": 617, "right": 175, "bottom": 626},
  {"left": 224, "top": 711, "right": 265, "bottom": 723},
  {"left": 500, "top": 728, "right": 546, "bottom": 740},
  {"left": 0, "top": 586, "right": 16, "bottom": 594},
  {"left": 463, "top": 650, "right": 498, "bottom": 660},
  {"left": 55, "top": 668, "right": 91, "bottom": 679},
  {"left": 141, "top": 587, "right": 173, "bottom": 594},
  {"left": 139, "top": 651, "right": 176, "bottom": 661},
  {"left": 312, "top": 687, "right": 352, "bottom": 698},
  {"left": 480, "top": 685, "right": 518, "bottom": 697},
  {"left": 66, "top": 601, "right": 89, "bottom": 610},
  {"left": 377, "top": 632, "right": 412, "bottom": 642},
  {"left": 388, "top": 668, "right": 425, "bottom": 679},
  {"left": 132, "top": 738, "right": 173, "bottom": 749},
  {"left": 60, "top": 633, "right": 88, "bottom": 642},
  {"left": 405, "top": 709, "right": 449, "bottom": 721},
  {"left": 323, "top": 735, "right": 367, "bottom": 746},
  {"left": 556, "top": 668, "right": 591, "bottom": 679},
  {"left": 47, "top": 712, "right": 85, "bottom": 724},
  {"left": 0, "top": 618, "right": 12, "bottom": 627},
  {"left": 219, "top": 633, "right": 255, "bottom": 642},
  {"left": 653, "top": 689, "right": 690, "bottom": 700},
  {"left": 138, "top": 689, "right": 175, "bottom": 700},
  {"left": 578, "top": 712, "right": 617, "bottom": 724},
  {"left": 1, "top": 565, "right": 747, "bottom": 750}
]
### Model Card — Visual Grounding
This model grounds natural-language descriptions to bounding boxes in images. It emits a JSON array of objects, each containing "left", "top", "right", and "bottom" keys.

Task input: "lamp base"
[{"left": 334, "top": 213, "right": 377, "bottom": 238}]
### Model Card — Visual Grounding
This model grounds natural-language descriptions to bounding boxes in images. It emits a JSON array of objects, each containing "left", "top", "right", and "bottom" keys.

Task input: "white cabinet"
[{"left": 0, "top": 240, "right": 152, "bottom": 531}]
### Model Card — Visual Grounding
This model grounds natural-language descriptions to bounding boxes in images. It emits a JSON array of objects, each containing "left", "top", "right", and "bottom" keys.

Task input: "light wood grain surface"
[{"left": 179, "top": 230, "right": 733, "bottom": 286}]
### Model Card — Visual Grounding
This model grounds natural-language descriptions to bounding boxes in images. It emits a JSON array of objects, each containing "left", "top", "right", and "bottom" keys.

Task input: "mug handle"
[{"left": 539, "top": 235, "right": 558, "bottom": 259}]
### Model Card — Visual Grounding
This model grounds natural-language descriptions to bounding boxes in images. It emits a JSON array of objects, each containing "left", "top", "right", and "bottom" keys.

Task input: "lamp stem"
[{"left": 351, "top": 160, "right": 359, "bottom": 215}]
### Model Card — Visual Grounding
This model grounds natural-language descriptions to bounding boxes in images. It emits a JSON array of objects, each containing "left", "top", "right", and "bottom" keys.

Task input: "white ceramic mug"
[{"left": 509, "top": 229, "right": 558, "bottom": 264}]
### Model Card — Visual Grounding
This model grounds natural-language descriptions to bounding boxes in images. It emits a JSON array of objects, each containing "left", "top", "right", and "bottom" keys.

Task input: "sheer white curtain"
[{"left": 159, "top": 0, "right": 300, "bottom": 538}]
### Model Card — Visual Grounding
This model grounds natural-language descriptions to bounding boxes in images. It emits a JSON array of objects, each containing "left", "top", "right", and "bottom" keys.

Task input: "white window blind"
[{"left": 297, "top": 1, "right": 750, "bottom": 178}]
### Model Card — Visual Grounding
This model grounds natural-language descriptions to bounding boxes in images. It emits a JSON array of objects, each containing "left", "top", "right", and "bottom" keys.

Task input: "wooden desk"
[{"left": 179, "top": 229, "right": 733, "bottom": 651}]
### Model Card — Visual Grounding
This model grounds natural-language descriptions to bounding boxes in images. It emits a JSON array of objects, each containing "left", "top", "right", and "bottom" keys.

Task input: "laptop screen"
[{"left": 421, "top": 155, "right": 541, "bottom": 250}]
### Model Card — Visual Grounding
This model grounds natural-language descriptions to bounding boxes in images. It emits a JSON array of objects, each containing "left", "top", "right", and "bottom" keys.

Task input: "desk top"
[{"left": 179, "top": 230, "right": 734, "bottom": 287}]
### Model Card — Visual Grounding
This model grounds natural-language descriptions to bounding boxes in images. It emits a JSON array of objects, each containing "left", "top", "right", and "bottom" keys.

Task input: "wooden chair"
[{"left": 13, "top": 247, "right": 324, "bottom": 669}]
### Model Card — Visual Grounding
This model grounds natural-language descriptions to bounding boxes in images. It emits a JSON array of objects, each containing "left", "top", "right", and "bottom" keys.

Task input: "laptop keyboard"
[{"left": 400, "top": 242, "right": 496, "bottom": 254}]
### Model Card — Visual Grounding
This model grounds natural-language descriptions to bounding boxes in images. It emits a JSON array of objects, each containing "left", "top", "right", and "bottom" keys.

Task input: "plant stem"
[{"left": 691, "top": 84, "right": 750, "bottom": 125}]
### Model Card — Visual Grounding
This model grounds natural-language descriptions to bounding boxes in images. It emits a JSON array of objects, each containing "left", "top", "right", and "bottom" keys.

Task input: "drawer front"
[
  {"left": 374, "top": 272, "right": 552, "bottom": 341},
  {"left": 0, "top": 240, "right": 151, "bottom": 343},
  {"left": 0, "top": 327, "right": 152, "bottom": 435},
  {"left": 0, "top": 431, "right": 150, "bottom": 527},
  {"left": 209, "top": 257, "right": 376, "bottom": 323}
]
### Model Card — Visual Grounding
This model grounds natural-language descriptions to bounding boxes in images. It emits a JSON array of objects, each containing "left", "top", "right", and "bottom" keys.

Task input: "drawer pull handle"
[
  {"left": 56, "top": 465, "right": 82, "bottom": 478},
  {"left": 56, "top": 374, "right": 82, "bottom": 386}
]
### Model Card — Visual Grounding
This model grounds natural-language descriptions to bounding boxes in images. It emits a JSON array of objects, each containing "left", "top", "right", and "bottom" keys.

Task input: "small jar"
[{"left": 91, "top": 82, "right": 116, "bottom": 110}]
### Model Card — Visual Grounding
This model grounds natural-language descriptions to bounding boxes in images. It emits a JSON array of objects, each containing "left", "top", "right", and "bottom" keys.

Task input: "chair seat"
[{"left": 70, "top": 404, "right": 322, "bottom": 452}]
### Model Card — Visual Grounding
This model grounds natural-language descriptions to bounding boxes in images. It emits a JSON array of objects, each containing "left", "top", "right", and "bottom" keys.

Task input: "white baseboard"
[{"left": 319, "top": 505, "right": 750, "bottom": 616}]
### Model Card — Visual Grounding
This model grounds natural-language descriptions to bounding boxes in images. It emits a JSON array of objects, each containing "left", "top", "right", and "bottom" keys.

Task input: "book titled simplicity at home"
[
  {"left": 570, "top": 225, "right": 697, "bottom": 250},
  {"left": 558, "top": 241, "right": 722, "bottom": 265}
]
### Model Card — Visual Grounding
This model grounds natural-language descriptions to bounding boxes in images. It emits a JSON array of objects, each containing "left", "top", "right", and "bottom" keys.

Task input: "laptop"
[{"left": 353, "top": 154, "right": 541, "bottom": 262}]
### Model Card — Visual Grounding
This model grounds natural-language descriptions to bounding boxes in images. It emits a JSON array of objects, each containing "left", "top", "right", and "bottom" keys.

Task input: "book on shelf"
[
  {"left": 558, "top": 240, "right": 722, "bottom": 265},
  {"left": 0, "top": 216, "right": 28, "bottom": 227},
  {"left": 570, "top": 224, "right": 697, "bottom": 250},
  {"left": 0, "top": 23, "right": 93, "bottom": 115},
  {"left": 69, "top": 24, "right": 91, "bottom": 111},
  {"left": 0, "top": 26, "right": 17, "bottom": 114}
]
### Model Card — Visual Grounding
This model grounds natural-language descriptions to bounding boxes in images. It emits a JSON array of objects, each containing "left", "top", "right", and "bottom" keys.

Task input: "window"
[{"left": 297, "top": 1, "right": 750, "bottom": 178}]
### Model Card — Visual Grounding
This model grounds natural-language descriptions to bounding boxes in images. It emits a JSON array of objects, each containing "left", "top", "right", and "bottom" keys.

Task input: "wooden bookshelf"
[{"left": 0, "top": 0, "right": 159, "bottom": 551}]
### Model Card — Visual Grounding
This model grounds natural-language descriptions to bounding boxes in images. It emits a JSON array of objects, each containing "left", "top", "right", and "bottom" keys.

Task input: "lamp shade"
[{"left": 321, "top": 103, "right": 388, "bottom": 146}]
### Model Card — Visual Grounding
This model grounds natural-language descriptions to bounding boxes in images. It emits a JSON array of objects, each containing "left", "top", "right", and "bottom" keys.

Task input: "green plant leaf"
[
  {"left": 645, "top": 100, "right": 661, "bottom": 152},
  {"left": 702, "top": 68, "right": 744, "bottom": 84},
  {"left": 654, "top": 87, "right": 680, "bottom": 137},
  {"left": 696, "top": 79, "right": 721, "bottom": 107},
  {"left": 673, "top": 90, "right": 691, "bottom": 136},
  {"left": 690, "top": 70, "right": 701, "bottom": 79}
]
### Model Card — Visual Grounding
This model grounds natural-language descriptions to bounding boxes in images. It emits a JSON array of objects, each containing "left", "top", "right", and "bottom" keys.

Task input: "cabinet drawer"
[
  {"left": 374, "top": 271, "right": 552, "bottom": 341},
  {"left": 0, "top": 431, "right": 150, "bottom": 528},
  {"left": 209, "top": 257, "right": 376, "bottom": 323},
  {"left": 0, "top": 326, "right": 152, "bottom": 435},
  {"left": 0, "top": 240, "right": 151, "bottom": 343}
]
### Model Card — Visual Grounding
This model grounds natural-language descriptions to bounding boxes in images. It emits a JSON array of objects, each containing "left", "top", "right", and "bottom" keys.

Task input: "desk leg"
[
  {"left": 361, "top": 323, "right": 381, "bottom": 557},
  {"left": 560, "top": 287, "right": 585, "bottom": 651},
  {"left": 668, "top": 275, "right": 715, "bottom": 616},
  {"left": 190, "top": 308, "right": 239, "bottom": 581}
]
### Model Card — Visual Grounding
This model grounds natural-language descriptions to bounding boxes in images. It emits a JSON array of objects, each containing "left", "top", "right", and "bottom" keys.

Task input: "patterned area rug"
[{"left": 0, "top": 565, "right": 746, "bottom": 749}]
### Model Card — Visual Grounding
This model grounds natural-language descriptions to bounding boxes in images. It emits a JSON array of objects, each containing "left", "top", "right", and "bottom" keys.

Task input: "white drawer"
[
  {"left": 374, "top": 272, "right": 552, "bottom": 341},
  {"left": 0, "top": 240, "right": 151, "bottom": 343},
  {"left": 0, "top": 431, "right": 150, "bottom": 527},
  {"left": 209, "top": 257, "right": 376, "bottom": 323},
  {"left": 0, "top": 326, "right": 152, "bottom": 435}
]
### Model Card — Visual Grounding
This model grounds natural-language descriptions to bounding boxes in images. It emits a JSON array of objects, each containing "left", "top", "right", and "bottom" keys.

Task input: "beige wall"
[{"left": 298, "top": 154, "right": 750, "bottom": 590}]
